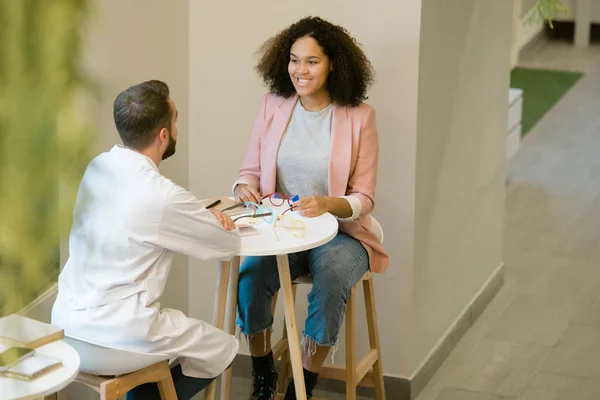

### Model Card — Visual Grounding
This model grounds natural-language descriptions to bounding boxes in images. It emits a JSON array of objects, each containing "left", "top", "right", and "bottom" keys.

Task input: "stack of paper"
[
  {"left": 2, "top": 354, "right": 62, "bottom": 381},
  {"left": 0, "top": 314, "right": 64, "bottom": 349}
]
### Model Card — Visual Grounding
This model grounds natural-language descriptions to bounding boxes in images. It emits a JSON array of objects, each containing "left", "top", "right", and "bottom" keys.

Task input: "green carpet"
[{"left": 510, "top": 67, "right": 583, "bottom": 136}]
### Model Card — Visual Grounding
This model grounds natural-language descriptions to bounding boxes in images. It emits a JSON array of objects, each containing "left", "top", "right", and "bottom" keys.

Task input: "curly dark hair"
[{"left": 255, "top": 16, "right": 375, "bottom": 107}]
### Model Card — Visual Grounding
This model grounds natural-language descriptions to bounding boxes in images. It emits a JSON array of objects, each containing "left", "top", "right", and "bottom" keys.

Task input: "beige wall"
[
  {"left": 522, "top": 0, "right": 538, "bottom": 16},
  {"left": 80, "top": 0, "right": 190, "bottom": 314},
  {"left": 412, "top": 0, "right": 511, "bottom": 370},
  {"left": 60, "top": 1, "right": 190, "bottom": 397},
  {"left": 188, "top": 1, "right": 421, "bottom": 377}
]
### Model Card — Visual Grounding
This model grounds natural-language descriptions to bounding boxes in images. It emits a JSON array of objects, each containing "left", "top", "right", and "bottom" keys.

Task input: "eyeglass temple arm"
[{"left": 233, "top": 212, "right": 272, "bottom": 222}]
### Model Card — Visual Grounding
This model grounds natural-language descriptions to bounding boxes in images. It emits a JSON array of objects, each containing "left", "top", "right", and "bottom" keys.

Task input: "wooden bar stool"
[
  {"left": 272, "top": 215, "right": 386, "bottom": 400},
  {"left": 56, "top": 336, "right": 177, "bottom": 400},
  {"left": 65, "top": 360, "right": 177, "bottom": 400},
  {"left": 271, "top": 270, "right": 385, "bottom": 400}
]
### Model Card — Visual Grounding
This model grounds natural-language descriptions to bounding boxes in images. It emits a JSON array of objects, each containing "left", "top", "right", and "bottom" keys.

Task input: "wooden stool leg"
[
  {"left": 276, "top": 285, "right": 296, "bottom": 394},
  {"left": 43, "top": 395, "right": 57, "bottom": 400},
  {"left": 364, "top": 276, "right": 386, "bottom": 400},
  {"left": 272, "top": 291, "right": 279, "bottom": 315},
  {"left": 345, "top": 286, "right": 357, "bottom": 400},
  {"left": 157, "top": 362, "right": 178, "bottom": 400},
  {"left": 221, "top": 256, "right": 241, "bottom": 400},
  {"left": 100, "top": 387, "right": 117, "bottom": 400},
  {"left": 278, "top": 349, "right": 291, "bottom": 393},
  {"left": 276, "top": 255, "right": 307, "bottom": 400},
  {"left": 204, "top": 259, "right": 233, "bottom": 400}
]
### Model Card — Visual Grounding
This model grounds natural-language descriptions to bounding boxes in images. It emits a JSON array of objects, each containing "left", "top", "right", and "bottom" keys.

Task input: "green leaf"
[{"left": 526, "top": 0, "right": 569, "bottom": 28}]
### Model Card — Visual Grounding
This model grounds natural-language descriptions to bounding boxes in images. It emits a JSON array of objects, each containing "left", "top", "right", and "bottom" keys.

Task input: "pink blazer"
[{"left": 235, "top": 93, "right": 389, "bottom": 274}]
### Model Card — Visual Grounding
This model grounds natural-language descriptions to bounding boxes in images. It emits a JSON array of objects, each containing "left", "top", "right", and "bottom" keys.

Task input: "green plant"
[
  {"left": 528, "top": 0, "right": 569, "bottom": 27},
  {"left": 0, "top": 1, "right": 94, "bottom": 315}
]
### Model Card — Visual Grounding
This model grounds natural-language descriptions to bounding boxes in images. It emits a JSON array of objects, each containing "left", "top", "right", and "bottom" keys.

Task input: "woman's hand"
[
  {"left": 292, "top": 196, "right": 331, "bottom": 218},
  {"left": 234, "top": 184, "right": 262, "bottom": 204}
]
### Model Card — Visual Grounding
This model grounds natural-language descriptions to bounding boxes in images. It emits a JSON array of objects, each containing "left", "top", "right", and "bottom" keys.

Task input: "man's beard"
[{"left": 162, "top": 130, "right": 177, "bottom": 160}]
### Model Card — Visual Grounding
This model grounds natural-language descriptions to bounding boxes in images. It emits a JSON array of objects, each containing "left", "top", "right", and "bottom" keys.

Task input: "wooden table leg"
[
  {"left": 220, "top": 255, "right": 241, "bottom": 400},
  {"left": 204, "top": 259, "right": 233, "bottom": 400},
  {"left": 276, "top": 254, "right": 307, "bottom": 400}
]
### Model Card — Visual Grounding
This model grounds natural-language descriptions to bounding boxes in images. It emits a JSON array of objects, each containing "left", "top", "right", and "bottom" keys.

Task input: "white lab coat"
[{"left": 51, "top": 145, "right": 241, "bottom": 378}]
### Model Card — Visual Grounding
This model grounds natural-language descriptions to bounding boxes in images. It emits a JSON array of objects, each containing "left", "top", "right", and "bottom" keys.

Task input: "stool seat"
[
  {"left": 64, "top": 335, "right": 171, "bottom": 376},
  {"left": 55, "top": 336, "right": 177, "bottom": 400}
]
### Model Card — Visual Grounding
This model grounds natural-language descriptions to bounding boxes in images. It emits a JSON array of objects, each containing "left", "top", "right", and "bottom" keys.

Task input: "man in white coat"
[{"left": 51, "top": 80, "right": 241, "bottom": 400}]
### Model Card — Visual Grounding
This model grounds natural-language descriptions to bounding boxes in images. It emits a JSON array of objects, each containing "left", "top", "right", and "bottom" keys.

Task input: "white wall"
[
  {"left": 59, "top": 2, "right": 190, "bottom": 397},
  {"left": 188, "top": 1, "right": 421, "bottom": 377},
  {"left": 412, "top": 0, "right": 511, "bottom": 370},
  {"left": 522, "top": 0, "right": 538, "bottom": 16},
  {"left": 79, "top": 0, "right": 190, "bottom": 314}
]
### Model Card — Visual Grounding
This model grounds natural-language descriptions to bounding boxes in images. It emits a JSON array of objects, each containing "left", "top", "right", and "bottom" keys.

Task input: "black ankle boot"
[
  {"left": 250, "top": 352, "right": 278, "bottom": 400},
  {"left": 284, "top": 368, "right": 319, "bottom": 400}
]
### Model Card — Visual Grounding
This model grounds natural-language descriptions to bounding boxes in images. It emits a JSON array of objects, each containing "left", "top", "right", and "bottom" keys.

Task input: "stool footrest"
[
  {"left": 356, "top": 349, "right": 378, "bottom": 383},
  {"left": 273, "top": 338, "right": 289, "bottom": 361},
  {"left": 319, "top": 364, "right": 374, "bottom": 388}
]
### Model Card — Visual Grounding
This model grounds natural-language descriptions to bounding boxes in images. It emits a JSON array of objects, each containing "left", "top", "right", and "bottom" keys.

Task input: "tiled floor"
[
  {"left": 415, "top": 40, "right": 600, "bottom": 400},
  {"left": 192, "top": 375, "right": 372, "bottom": 400}
]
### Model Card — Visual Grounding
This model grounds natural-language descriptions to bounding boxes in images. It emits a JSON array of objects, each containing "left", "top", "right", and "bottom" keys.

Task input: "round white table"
[
  {"left": 203, "top": 204, "right": 339, "bottom": 400},
  {"left": 0, "top": 340, "right": 80, "bottom": 400}
]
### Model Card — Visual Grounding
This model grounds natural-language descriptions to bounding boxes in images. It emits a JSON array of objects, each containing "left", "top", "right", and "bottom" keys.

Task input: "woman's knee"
[{"left": 310, "top": 236, "right": 369, "bottom": 296}]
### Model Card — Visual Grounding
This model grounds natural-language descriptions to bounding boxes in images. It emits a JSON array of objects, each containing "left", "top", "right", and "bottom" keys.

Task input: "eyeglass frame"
[
  {"left": 262, "top": 192, "right": 300, "bottom": 207},
  {"left": 240, "top": 201, "right": 275, "bottom": 224},
  {"left": 272, "top": 214, "right": 306, "bottom": 241},
  {"left": 222, "top": 193, "right": 300, "bottom": 214}
]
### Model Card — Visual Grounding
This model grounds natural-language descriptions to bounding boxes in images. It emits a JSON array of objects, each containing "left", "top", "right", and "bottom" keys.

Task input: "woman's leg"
[
  {"left": 284, "top": 232, "right": 369, "bottom": 399},
  {"left": 237, "top": 252, "right": 308, "bottom": 353},
  {"left": 237, "top": 252, "right": 308, "bottom": 399}
]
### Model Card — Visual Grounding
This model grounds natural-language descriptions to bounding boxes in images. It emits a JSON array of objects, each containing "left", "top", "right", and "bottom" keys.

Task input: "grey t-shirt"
[{"left": 276, "top": 100, "right": 333, "bottom": 198}]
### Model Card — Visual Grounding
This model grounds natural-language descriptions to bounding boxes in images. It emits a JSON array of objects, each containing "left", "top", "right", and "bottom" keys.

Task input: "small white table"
[
  {"left": 0, "top": 340, "right": 80, "bottom": 400},
  {"left": 204, "top": 204, "right": 339, "bottom": 400}
]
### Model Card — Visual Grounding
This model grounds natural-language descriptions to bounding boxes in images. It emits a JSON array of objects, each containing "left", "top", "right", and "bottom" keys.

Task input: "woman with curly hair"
[{"left": 232, "top": 16, "right": 388, "bottom": 399}]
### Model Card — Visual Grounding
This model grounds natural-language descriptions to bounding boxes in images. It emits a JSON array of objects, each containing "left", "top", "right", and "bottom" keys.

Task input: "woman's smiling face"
[{"left": 288, "top": 36, "right": 332, "bottom": 100}]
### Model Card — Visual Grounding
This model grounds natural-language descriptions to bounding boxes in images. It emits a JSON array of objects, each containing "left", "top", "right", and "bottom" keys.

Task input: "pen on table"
[{"left": 205, "top": 199, "right": 221, "bottom": 209}]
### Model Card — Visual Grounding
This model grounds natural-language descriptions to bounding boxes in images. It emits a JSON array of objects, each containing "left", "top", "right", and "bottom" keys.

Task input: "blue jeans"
[
  {"left": 236, "top": 231, "right": 369, "bottom": 349},
  {"left": 125, "top": 363, "right": 215, "bottom": 400}
]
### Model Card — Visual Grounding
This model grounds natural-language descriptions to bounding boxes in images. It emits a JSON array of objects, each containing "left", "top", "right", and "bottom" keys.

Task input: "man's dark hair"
[
  {"left": 255, "top": 16, "right": 375, "bottom": 107},
  {"left": 113, "top": 80, "right": 172, "bottom": 149}
]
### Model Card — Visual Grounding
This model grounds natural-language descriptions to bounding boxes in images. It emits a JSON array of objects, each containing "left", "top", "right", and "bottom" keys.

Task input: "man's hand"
[
  {"left": 234, "top": 184, "right": 262, "bottom": 204},
  {"left": 210, "top": 209, "right": 236, "bottom": 231},
  {"left": 291, "top": 196, "right": 331, "bottom": 218}
]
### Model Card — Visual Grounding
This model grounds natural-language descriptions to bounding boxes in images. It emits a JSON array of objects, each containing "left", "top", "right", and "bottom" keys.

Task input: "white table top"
[
  {"left": 0, "top": 340, "right": 80, "bottom": 400},
  {"left": 236, "top": 204, "right": 339, "bottom": 256}
]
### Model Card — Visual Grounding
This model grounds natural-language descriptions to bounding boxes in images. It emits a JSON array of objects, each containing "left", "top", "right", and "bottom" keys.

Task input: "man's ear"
[
  {"left": 158, "top": 127, "right": 168, "bottom": 144},
  {"left": 330, "top": 62, "right": 334, "bottom": 72}
]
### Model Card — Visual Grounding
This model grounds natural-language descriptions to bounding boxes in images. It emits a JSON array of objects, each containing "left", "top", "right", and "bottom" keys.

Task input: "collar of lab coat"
[{"left": 111, "top": 144, "right": 159, "bottom": 172}]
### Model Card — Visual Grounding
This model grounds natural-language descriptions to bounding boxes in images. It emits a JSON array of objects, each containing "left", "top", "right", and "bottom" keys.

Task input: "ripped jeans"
[{"left": 236, "top": 231, "right": 369, "bottom": 355}]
